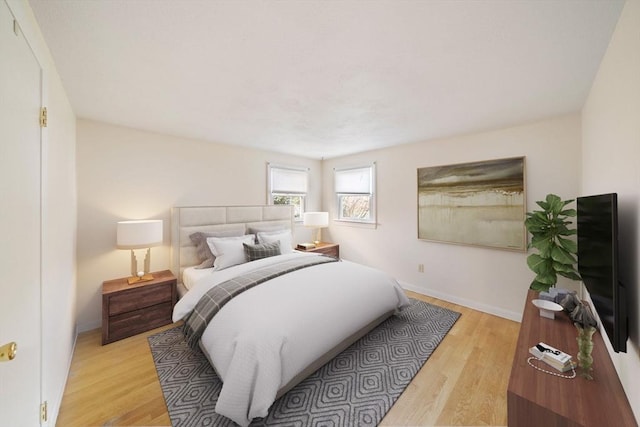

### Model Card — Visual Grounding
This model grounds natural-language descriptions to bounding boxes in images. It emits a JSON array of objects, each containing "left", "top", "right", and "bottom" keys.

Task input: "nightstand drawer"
[
  {"left": 108, "top": 282, "right": 173, "bottom": 316},
  {"left": 108, "top": 302, "right": 173, "bottom": 342}
]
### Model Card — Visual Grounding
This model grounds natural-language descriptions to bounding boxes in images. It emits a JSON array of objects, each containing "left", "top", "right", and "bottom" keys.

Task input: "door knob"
[{"left": 0, "top": 342, "right": 17, "bottom": 362}]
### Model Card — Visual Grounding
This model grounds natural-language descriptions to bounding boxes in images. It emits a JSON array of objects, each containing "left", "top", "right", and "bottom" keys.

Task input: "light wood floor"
[{"left": 56, "top": 292, "right": 519, "bottom": 426}]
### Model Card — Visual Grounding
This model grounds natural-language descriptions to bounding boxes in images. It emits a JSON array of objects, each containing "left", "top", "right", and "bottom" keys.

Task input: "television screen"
[{"left": 577, "top": 193, "right": 626, "bottom": 352}]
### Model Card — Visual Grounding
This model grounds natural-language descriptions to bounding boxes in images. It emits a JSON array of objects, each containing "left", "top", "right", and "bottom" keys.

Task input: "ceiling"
[{"left": 29, "top": 0, "right": 624, "bottom": 160}]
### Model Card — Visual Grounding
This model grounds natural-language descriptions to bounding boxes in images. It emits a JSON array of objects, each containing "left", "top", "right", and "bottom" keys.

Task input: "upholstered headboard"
[{"left": 170, "top": 205, "right": 294, "bottom": 284}]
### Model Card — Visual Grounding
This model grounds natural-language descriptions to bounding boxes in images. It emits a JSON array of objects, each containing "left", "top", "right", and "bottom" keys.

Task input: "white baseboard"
[
  {"left": 399, "top": 280, "right": 522, "bottom": 322},
  {"left": 77, "top": 319, "right": 101, "bottom": 333},
  {"left": 48, "top": 324, "right": 78, "bottom": 427}
]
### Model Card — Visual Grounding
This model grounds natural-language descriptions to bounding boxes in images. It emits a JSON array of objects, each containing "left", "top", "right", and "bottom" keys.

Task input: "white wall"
[
  {"left": 6, "top": 0, "right": 77, "bottom": 425},
  {"left": 322, "top": 114, "right": 582, "bottom": 321},
  {"left": 582, "top": 0, "right": 640, "bottom": 420},
  {"left": 76, "top": 119, "right": 322, "bottom": 331}
]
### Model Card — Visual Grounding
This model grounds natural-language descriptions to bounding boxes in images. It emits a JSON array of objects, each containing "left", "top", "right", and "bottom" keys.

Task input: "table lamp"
[
  {"left": 303, "top": 212, "right": 329, "bottom": 245},
  {"left": 117, "top": 219, "right": 163, "bottom": 285}
]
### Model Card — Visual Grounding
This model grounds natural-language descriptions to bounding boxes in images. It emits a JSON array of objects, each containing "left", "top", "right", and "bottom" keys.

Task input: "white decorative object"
[
  {"left": 532, "top": 299, "right": 563, "bottom": 319},
  {"left": 303, "top": 212, "right": 329, "bottom": 244},
  {"left": 117, "top": 219, "right": 163, "bottom": 284}
]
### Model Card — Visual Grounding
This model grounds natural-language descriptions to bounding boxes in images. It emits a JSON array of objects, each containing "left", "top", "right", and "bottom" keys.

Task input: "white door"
[{"left": 0, "top": 1, "right": 43, "bottom": 425}]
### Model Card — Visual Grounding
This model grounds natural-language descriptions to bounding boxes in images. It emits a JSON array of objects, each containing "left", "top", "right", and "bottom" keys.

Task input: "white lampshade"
[
  {"left": 303, "top": 212, "right": 329, "bottom": 228},
  {"left": 117, "top": 220, "right": 163, "bottom": 249}
]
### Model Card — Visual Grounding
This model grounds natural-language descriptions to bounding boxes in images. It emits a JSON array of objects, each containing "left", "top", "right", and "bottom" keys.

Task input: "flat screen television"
[{"left": 576, "top": 193, "right": 627, "bottom": 353}]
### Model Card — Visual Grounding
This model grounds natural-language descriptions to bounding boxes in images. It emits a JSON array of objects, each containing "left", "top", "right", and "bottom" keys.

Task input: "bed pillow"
[
  {"left": 257, "top": 230, "right": 293, "bottom": 254},
  {"left": 189, "top": 228, "right": 245, "bottom": 269},
  {"left": 207, "top": 234, "right": 256, "bottom": 271},
  {"left": 243, "top": 241, "right": 281, "bottom": 262}
]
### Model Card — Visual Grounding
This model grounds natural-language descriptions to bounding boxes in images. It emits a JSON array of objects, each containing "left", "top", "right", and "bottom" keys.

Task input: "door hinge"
[
  {"left": 40, "top": 401, "right": 48, "bottom": 423},
  {"left": 40, "top": 107, "right": 47, "bottom": 128}
]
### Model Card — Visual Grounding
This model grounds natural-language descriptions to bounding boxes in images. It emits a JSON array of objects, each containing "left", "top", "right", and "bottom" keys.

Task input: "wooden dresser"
[
  {"left": 102, "top": 270, "right": 177, "bottom": 345},
  {"left": 507, "top": 290, "right": 636, "bottom": 426}
]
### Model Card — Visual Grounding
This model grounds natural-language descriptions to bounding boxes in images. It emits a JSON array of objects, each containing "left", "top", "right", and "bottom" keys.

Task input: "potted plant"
[{"left": 524, "top": 194, "right": 581, "bottom": 292}]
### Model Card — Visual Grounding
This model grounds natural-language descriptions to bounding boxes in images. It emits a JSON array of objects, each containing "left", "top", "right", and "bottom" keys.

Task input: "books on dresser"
[
  {"left": 296, "top": 243, "right": 316, "bottom": 250},
  {"left": 529, "top": 342, "right": 576, "bottom": 372}
]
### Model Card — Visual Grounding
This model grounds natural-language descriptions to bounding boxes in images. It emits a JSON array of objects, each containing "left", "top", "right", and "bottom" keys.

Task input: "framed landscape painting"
[{"left": 417, "top": 157, "right": 526, "bottom": 251}]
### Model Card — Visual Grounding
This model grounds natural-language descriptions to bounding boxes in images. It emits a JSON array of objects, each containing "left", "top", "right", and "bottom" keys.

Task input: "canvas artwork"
[{"left": 417, "top": 157, "right": 526, "bottom": 251}]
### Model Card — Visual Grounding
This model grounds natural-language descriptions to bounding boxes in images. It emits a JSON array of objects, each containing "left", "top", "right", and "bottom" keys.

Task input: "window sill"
[{"left": 333, "top": 219, "right": 378, "bottom": 229}]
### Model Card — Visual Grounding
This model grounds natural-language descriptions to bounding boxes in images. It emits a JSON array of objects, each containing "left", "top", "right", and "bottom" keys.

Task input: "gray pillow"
[
  {"left": 190, "top": 229, "right": 244, "bottom": 268},
  {"left": 243, "top": 240, "right": 281, "bottom": 262}
]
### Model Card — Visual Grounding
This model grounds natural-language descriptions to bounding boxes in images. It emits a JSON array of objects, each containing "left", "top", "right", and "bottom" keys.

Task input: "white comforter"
[{"left": 173, "top": 252, "right": 410, "bottom": 426}]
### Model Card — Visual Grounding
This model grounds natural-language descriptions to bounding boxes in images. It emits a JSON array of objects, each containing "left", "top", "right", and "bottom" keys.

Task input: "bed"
[{"left": 170, "top": 205, "right": 410, "bottom": 426}]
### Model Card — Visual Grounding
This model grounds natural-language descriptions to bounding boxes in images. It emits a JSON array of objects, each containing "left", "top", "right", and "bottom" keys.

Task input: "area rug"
[{"left": 148, "top": 299, "right": 460, "bottom": 426}]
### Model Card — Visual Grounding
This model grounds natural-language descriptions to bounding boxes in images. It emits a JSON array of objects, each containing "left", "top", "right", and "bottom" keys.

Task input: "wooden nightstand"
[
  {"left": 102, "top": 270, "right": 177, "bottom": 345},
  {"left": 298, "top": 242, "right": 339, "bottom": 259}
]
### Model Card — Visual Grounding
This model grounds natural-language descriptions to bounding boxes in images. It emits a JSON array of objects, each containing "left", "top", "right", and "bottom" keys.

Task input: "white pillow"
[
  {"left": 206, "top": 234, "right": 256, "bottom": 271},
  {"left": 257, "top": 230, "right": 293, "bottom": 254}
]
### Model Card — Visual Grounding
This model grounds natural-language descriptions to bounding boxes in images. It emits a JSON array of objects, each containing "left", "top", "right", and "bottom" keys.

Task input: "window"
[
  {"left": 268, "top": 164, "right": 308, "bottom": 221},
  {"left": 334, "top": 164, "right": 376, "bottom": 223}
]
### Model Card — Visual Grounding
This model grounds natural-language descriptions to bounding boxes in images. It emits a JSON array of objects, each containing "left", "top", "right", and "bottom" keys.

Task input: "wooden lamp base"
[
  {"left": 127, "top": 248, "right": 154, "bottom": 285},
  {"left": 127, "top": 273, "right": 154, "bottom": 285}
]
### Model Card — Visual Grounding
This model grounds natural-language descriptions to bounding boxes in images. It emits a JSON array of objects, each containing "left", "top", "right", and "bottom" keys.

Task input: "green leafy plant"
[{"left": 524, "top": 194, "right": 581, "bottom": 292}]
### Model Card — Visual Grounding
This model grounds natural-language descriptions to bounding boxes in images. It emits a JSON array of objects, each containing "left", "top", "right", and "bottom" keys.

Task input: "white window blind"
[
  {"left": 268, "top": 164, "right": 308, "bottom": 221},
  {"left": 271, "top": 166, "right": 308, "bottom": 194},
  {"left": 334, "top": 164, "right": 376, "bottom": 224},
  {"left": 335, "top": 166, "right": 372, "bottom": 194}
]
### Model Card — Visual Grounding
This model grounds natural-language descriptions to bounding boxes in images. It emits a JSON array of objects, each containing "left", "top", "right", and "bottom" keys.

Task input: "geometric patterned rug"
[{"left": 148, "top": 298, "right": 460, "bottom": 426}]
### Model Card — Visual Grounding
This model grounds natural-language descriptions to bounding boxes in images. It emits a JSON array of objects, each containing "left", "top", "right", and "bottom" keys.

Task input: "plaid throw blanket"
[{"left": 183, "top": 255, "right": 338, "bottom": 348}]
